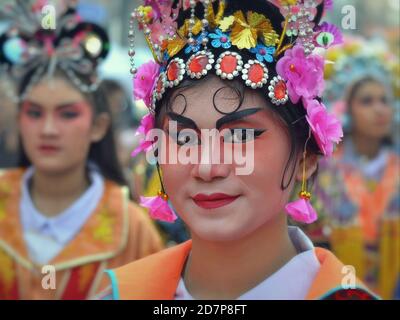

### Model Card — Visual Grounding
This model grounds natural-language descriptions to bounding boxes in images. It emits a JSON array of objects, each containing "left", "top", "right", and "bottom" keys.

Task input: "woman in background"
[
  {"left": 0, "top": 1, "right": 162, "bottom": 300},
  {"left": 311, "top": 76, "right": 399, "bottom": 299}
]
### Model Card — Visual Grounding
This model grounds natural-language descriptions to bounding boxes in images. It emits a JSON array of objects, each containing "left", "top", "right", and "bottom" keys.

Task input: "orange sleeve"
[{"left": 94, "top": 201, "right": 164, "bottom": 295}]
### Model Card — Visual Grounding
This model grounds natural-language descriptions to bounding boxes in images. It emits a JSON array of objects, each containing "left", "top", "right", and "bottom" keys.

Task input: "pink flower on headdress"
[
  {"left": 146, "top": 0, "right": 178, "bottom": 45},
  {"left": 276, "top": 45, "right": 325, "bottom": 103},
  {"left": 131, "top": 113, "right": 155, "bottom": 157},
  {"left": 304, "top": 99, "right": 343, "bottom": 156},
  {"left": 140, "top": 195, "right": 177, "bottom": 222},
  {"left": 133, "top": 60, "right": 160, "bottom": 107},
  {"left": 144, "top": 0, "right": 162, "bottom": 20},
  {"left": 285, "top": 198, "right": 317, "bottom": 224}
]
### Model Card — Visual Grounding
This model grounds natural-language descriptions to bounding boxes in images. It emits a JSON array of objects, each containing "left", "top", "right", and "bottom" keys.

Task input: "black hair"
[
  {"left": 345, "top": 75, "right": 393, "bottom": 146},
  {"left": 17, "top": 67, "right": 128, "bottom": 186},
  {"left": 156, "top": 0, "right": 324, "bottom": 190}
]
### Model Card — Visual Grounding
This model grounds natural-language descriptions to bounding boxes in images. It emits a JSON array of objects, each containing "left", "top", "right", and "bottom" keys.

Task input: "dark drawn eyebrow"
[
  {"left": 167, "top": 112, "right": 200, "bottom": 131},
  {"left": 166, "top": 107, "right": 263, "bottom": 131},
  {"left": 215, "top": 107, "right": 263, "bottom": 130}
]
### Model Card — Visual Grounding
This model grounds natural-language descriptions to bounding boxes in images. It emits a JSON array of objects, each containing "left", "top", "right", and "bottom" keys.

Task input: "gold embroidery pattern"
[{"left": 93, "top": 207, "right": 114, "bottom": 244}]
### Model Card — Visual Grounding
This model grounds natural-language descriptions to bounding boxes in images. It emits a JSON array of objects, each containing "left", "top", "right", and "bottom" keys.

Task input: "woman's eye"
[
  {"left": 171, "top": 130, "right": 200, "bottom": 146},
  {"left": 380, "top": 96, "right": 388, "bottom": 105},
  {"left": 60, "top": 111, "right": 79, "bottom": 119},
  {"left": 360, "top": 96, "right": 373, "bottom": 106},
  {"left": 26, "top": 109, "right": 42, "bottom": 118},
  {"left": 224, "top": 129, "right": 265, "bottom": 143}
]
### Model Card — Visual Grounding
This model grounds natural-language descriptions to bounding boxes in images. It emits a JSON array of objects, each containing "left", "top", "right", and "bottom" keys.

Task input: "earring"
[
  {"left": 139, "top": 162, "right": 177, "bottom": 223},
  {"left": 285, "top": 130, "right": 318, "bottom": 224}
]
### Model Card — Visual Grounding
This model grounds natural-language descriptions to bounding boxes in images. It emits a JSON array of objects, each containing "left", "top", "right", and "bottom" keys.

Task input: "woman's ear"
[
  {"left": 295, "top": 152, "right": 319, "bottom": 182},
  {"left": 90, "top": 112, "right": 111, "bottom": 143}
]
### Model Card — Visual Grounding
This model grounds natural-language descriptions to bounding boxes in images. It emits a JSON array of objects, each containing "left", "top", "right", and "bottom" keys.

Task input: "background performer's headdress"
[{"left": 0, "top": 0, "right": 110, "bottom": 100}]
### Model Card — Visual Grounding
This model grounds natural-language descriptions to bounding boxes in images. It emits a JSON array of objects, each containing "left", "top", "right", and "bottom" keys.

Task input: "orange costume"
[
  {"left": 0, "top": 168, "right": 164, "bottom": 299},
  {"left": 104, "top": 240, "right": 378, "bottom": 300}
]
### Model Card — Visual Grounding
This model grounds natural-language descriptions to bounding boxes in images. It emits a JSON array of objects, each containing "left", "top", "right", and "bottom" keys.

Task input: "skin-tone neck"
[
  {"left": 351, "top": 132, "right": 382, "bottom": 160},
  {"left": 183, "top": 213, "right": 297, "bottom": 299},
  {"left": 29, "top": 163, "right": 90, "bottom": 218}
]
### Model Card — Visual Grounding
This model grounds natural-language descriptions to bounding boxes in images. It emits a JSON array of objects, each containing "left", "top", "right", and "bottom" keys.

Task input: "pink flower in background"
[
  {"left": 133, "top": 61, "right": 160, "bottom": 107},
  {"left": 304, "top": 99, "right": 343, "bottom": 156},
  {"left": 140, "top": 196, "right": 177, "bottom": 222},
  {"left": 276, "top": 45, "right": 325, "bottom": 103},
  {"left": 131, "top": 113, "right": 155, "bottom": 157},
  {"left": 285, "top": 198, "right": 318, "bottom": 224}
]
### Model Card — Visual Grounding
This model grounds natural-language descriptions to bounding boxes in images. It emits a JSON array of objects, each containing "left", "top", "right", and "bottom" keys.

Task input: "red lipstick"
[
  {"left": 38, "top": 144, "right": 60, "bottom": 154},
  {"left": 192, "top": 193, "right": 240, "bottom": 209}
]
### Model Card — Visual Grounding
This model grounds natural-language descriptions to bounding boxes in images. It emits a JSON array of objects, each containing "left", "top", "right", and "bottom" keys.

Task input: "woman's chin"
[{"left": 32, "top": 160, "right": 75, "bottom": 175}]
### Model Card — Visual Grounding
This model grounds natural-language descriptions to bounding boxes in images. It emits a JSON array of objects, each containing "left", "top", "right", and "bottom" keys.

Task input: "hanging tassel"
[
  {"left": 140, "top": 191, "right": 177, "bottom": 223},
  {"left": 139, "top": 161, "right": 177, "bottom": 223},
  {"left": 285, "top": 191, "right": 317, "bottom": 224},
  {"left": 285, "top": 129, "right": 318, "bottom": 224}
]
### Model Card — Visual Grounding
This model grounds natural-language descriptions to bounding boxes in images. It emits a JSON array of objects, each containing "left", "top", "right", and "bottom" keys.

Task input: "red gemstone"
[
  {"left": 167, "top": 61, "right": 179, "bottom": 81},
  {"left": 221, "top": 37, "right": 228, "bottom": 43},
  {"left": 220, "top": 55, "right": 237, "bottom": 74},
  {"left": 189, "top": 55, "right": 208, "bottom": 73},
  {"left": 259, "top": 49, "right": 266, "bottom": 55},
  {"left": 274, "top": 80, "right": 287, "bottom": 100},
  {"left": 248, "top": 64, "right": 264, "bottom": 83},
  {"left": 156, "top": 77, "right": 164, "bottom": 93}
]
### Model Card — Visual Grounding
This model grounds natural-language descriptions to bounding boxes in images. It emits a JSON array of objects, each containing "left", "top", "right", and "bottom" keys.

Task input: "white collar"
[
  {"left": 20, "top": 165, "right": 104, "bottom": 246},
  {"left": 175, "top": 226, "right": 320, "bottom": 300},
  {"left": 344, "top": 139, "right": 389, "bottom": 179}
]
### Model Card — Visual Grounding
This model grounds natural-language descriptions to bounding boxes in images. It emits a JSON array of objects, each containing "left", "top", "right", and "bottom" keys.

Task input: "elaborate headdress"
[
  {"left": 0, "top": 0, "right": 110, "bottom": 101},
  {"left": 130, "top": 0, "right": 344, "bottom": 224}
]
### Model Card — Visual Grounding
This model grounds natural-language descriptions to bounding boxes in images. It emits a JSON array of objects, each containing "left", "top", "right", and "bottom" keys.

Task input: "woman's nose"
[
  {"left": 191, "top": 130, "right": 231, "bottom": 182},
  {"left": 41, "top": 114, "right": 59, "bottom": 136}
]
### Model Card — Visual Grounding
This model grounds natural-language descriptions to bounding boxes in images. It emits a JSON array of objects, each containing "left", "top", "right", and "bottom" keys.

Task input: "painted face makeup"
[
  {"left": 159, "top": 75, "right": 296, "bottom": 242},
  {"left": 157, "top": 107, "right": 265, "bottom": 173},
  {"left": 19, "top": 77, "right": 96, "bottom": 174}
]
